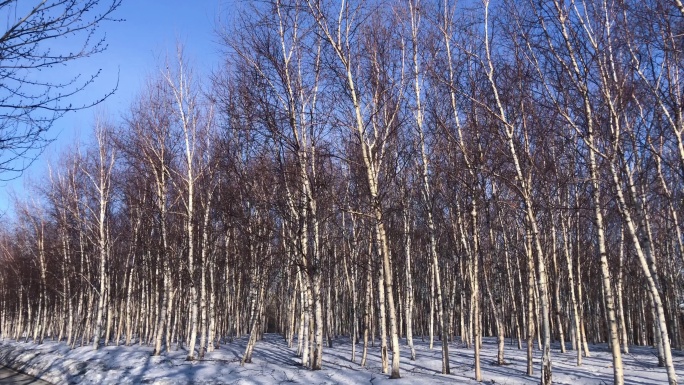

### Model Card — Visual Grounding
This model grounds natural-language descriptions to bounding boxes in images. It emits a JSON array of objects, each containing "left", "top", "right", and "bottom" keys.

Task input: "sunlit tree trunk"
[
  {"left": 403, "top": 209, "right": 416, "bottom": 360},
  {"left": 88, "top": 122, "right": 116, "bottom": 350}
]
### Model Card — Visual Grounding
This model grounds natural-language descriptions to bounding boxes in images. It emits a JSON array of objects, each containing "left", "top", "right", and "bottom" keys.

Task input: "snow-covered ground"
[{"left": 0, "top": 334, "right": 680, "bottom": 384}]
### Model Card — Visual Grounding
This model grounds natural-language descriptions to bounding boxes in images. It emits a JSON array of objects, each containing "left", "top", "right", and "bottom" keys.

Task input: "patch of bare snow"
[{"left": 0, "top": 334, "right": 680, "bottom": 384}]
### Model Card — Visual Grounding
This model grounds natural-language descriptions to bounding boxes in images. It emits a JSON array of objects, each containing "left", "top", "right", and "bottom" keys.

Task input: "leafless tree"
[{"left": 0, "top": 0, "right": 121, "bottom": 178}]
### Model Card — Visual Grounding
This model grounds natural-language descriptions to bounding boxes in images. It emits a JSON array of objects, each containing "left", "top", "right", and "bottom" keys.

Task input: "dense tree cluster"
[{"left": 1, "top": 1, "right": 683, "bottom": 384}]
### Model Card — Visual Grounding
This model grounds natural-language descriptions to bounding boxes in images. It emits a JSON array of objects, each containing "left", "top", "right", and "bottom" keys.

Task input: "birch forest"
[{"left": 1, "top": 0, "right": 684, "bottom": 384}]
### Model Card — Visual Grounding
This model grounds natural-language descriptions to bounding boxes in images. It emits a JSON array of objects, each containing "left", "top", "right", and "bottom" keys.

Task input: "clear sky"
[{"left": 0, "top": 0, "right": 230, "bottom": 215}]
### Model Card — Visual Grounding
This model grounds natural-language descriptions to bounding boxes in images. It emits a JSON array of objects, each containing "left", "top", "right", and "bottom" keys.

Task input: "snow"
[{"left": 0, "top": 334, "right": 680, "bottom": 384}]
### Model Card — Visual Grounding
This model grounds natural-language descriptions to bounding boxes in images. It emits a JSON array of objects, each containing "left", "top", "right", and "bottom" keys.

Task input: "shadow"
[
  {"left": 2, "top": 332, "right": 682, "bottom": 384},
  {"left": 0, "top": 366, "right": 53, "bottom": 385}
]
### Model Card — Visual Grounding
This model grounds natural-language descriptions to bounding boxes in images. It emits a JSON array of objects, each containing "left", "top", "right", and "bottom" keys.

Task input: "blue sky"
[{"left": 0, "top": 0, "right": 231, "bottom": 215}]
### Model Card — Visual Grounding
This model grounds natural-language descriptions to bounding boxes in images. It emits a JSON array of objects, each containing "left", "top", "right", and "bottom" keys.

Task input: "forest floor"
[{"left": 0, "top": 334, "right": 681, "bottom": 384}]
